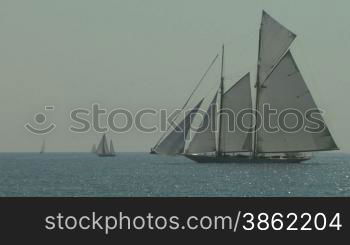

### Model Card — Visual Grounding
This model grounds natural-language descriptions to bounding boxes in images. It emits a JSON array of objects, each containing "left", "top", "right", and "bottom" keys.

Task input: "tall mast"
[
  {"left": 152, "top": 54, "right": 218, "bottom": 151},
  {"left": 253, "top": 21, "right": 263, "bottom": 158},
  {"left": 217, "top": 44, "right": 225, "bottom": 156}
]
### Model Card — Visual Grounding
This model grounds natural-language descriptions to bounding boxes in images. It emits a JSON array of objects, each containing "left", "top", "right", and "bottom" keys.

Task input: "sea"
[{"left": 0, "top": 152, "right": 349, "bottom": 197}]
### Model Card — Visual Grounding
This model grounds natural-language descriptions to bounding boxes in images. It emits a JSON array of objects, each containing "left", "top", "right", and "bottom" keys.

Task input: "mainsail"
[
  {"left": 96, "top": 134, "right": 110, "bottom": 155},
  {"left": 186, "top": 93, "right": 218, "bottom": 153},
  {"left": 256, "top": 51, "right": 338, "bottom": 153},
  {"left": 154, "top": 100, "right": 203, "bottom": 155},
  {"left": 219, "top": 73, "right": 253, "bottom": 152}
]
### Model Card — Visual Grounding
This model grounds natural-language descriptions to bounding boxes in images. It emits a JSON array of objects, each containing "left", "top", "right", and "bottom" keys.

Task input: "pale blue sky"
[{"left": 0, "top": 0, "right": 349, "bottom": 152}]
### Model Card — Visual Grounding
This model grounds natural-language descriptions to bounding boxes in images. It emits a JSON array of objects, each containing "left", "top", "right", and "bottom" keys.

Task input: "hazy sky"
[{"left": 0, "top": 0, "right": 349, "bottom": 152}]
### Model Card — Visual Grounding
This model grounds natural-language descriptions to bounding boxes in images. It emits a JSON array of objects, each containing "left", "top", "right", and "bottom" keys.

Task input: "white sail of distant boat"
[
  {"left": 91, "top": 144, "right": 97, "bottom": 153},
  {"left": 96, "top": 134, "right": 116, "bottom": 157},
  {"left": 109, "top": 140, "right": 115, "bottom": 155},
  {"left": 40, "top": 140, "right": 45, "bottom": 154},
  {"left": 151, "top": 10, "right": 338, "bottom": 163},
  {"left": 96, "top": 134, "right": 109, "bottom": 155}
]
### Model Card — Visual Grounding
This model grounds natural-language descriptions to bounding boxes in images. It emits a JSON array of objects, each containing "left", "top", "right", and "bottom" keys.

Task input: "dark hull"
[
  {"left": 184, "top": 154, "right": 310, "bottom": 163},
  {"left": 97, "top": 154, "right": 116, "bottom": 157},
  {"left": 149, "top": 148, "right": 157, "bottom": 154}
]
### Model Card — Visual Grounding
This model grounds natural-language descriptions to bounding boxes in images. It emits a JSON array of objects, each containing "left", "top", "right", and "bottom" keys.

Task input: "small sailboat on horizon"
[
  {"left": 109, "top": 140, "right": 116, "bottom": 155},
  {"left": 91, "top": 144, "right": 97, "bottom": 154},
  {"left": 39, "top": 139, "right": 45, "bottom": 154},
  {"left": 96, "top": 134, "right": 116, "bottom": 157}
]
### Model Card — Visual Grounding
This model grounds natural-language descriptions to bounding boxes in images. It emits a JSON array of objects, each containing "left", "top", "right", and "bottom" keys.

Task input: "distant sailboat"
[
  {"left": 109, "top": 140, "right": 115, "bottom": 155},
  {"left": 151, "top": 11, "right": 339, "bottom": 163},
  {"left": 40, "top": 140, "right": 45, "bottom": 154},
  {"left": 96, "top": 134, "right": 116, "bottom": 157},
  {"left": 91, "top": 144, "right": 97, "bottom": 153}
]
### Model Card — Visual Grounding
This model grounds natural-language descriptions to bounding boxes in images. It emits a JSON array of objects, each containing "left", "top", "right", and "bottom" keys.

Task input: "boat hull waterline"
[
  {"left": 184, "top": 154, "right": 310, "bottom": 163},
  {"left": 97, "top": 154, "right": 116, "bottom": 157}
]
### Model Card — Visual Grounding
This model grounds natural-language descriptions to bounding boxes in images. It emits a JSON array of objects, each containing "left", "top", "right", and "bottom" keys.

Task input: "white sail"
[
  {"left": 96, "top": 136, "right": 103, "bottom": 155},
  {"left": 257, "top": 51, "right": 338, "bottom": 153},
  {"left": 155, "top": 100, "right": 203, "bottom": 155},
  {"left": 96, "top": 134, "right": 110, "bottom": 155},
  {"left": 186, "top": 93, "right": 218, "bottom": 153},
  {"left": 110, "top": 140, "right": 115, "bottom": 154},
  {"left": 259, "top": 11, "right": 296, "bottom": 83},
  {"left": 40, "top": 140, "right": 45, "bottom": 154},
  {"left": 219, "top": 73, "right": 253, "bottom": 152},
  {"left": 91, "top": 144, "right": 97, "bottom": 153}
]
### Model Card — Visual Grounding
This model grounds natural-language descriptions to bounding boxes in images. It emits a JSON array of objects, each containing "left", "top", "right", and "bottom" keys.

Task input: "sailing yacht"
[
  {"left": 109, "top": 140, "right": 116, "bottom": 156},
  {"left": 39, "top": 139, "right": 45, "bottom": 154},
  {"left": 151, "top": 11, "right": 339, "bottom": 163},
  {"left": 91, "top": 144, "right": 97, "bottom": 154},
  {"left": 96, "top": 134, "right": 116, "bottom": 157}
]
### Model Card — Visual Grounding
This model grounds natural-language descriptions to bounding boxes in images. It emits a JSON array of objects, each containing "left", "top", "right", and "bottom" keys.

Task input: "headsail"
[
  {"left": 96, "top": 134, "right": 110, "bottom": 155},
  {"left": 154, "top": 99, "right": 203, "bottom": 155},
  {"left": 219, "top": 73, "right": 253, "bottom": 152},
  {"left": 257, "top": 51, "right": 338, "bottom": 153},
  {"left": 186, "top": 93, "right": 218, "bottom": 153},
  {"left": 258, "top": 11, "right": 296, "bottom": 83}
]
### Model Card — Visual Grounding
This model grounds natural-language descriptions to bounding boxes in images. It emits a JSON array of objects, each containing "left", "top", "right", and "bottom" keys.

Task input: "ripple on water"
[{"left": 0, "top": 152, "right": 349, "bottom": 197}]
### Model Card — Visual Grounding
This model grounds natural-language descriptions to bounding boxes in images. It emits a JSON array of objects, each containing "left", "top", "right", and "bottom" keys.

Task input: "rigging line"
[
  {"left": 188, "top": 85, "right": 219, "bottom": 136},
  {"left": 153, "top": 53, "right": 219, "bottom": 148},
  {"left": 178, "top": 54, "right": 219, "bottom": 114},
  {"left": 184, "top": 76, "right": 221, "bottom": 153},
  {"left": 202, "top": 77, "right": 221, "bottom": 101}
]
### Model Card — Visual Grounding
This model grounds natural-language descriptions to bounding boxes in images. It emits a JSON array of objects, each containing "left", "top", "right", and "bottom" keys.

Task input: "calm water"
[{"left": 0, "top": 153, "right": 349, "bottom": 197}]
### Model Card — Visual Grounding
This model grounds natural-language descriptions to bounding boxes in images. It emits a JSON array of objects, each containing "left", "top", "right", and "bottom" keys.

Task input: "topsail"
[{"left": 258, "top": 11, "right": 296, "bottom": 83}]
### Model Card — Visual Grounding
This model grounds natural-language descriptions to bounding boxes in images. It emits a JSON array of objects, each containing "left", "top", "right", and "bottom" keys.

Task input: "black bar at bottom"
[{"left": 0, "top": 198, "right": 348, "bottom": 242}]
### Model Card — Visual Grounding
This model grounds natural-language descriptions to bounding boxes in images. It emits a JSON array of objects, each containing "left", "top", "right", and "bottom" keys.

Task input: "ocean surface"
[{"left": 0, "top": 153, "right": 349, "bottom": 197}]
